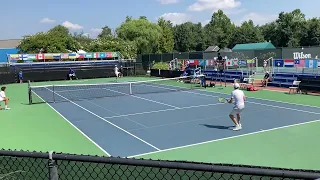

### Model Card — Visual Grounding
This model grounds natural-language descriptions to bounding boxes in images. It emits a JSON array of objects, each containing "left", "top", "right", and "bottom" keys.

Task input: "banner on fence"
[
  {"left": 284, "top": 59, "right": 294, "bottom": 67},
  {"left": 274, "top": 59, "right": 284, "bottom": 67},
  {"left": 7, "top": 51, "right": 120, "bottom": 63}
]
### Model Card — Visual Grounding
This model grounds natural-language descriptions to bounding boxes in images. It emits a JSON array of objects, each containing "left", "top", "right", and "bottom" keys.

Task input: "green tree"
[
  {"left": 275, "top": 9, "right": 306, "bottom": 47},
  {"left": 174, "top": 23, "right": 192, "bottom": 52},
  {"left": 18, "top": 26, "right": 80, "bottom": 53},
  {"left": 98, "top": 26, "right": 113, "bottom": 38},
  {"left": 86, "top": 37, "right": 137, "bottom": 59},
  {"left": 157, "top": 18, "right": 174, "bottom": 53},
  {"left": 230, "top": 20, "right": 264, "bottom": 47},
  {"left": 204, "top": 10, "right": 235, "bottom": 48},
  {"left": 116, "top": 18, "right": 162, "bottom": 54},
  {"left": 260, "top": 22, "right": 279, "bottom": 46},
  {"left": 301, "top": 18, "right": 320, "bottom": 46},
  {"left": 48, "top": 25, "right": 69, "bottom": 36},
  {"left": 72, "top": 32, "right": 92, "bottom": 49},
  {"left": 191, "top": 22, "right": 205, "bottom": 51},
  {"left": 173, "top": 22, "right": 205, "bottom": 52}
]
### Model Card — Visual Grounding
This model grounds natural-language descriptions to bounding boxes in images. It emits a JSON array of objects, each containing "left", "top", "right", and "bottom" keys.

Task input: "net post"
[
  {"left": 129, "top": 83, "right": 132, "bottom": 95},
  {"left": 28, "top": 80, "right": 32, "bottom": 105},
  {"left": 52, "top": 85, "right": 55, "bottom": 103}
]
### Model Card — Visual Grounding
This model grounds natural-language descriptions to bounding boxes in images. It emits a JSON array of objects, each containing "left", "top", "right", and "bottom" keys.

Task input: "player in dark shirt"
[
  {"left": 68, "top": 68, "right": 77, "bottom": 80},
  {"left": 217, "top": 53, "right": 225, "bottom": 73},
  {"left": 18, "top": 71, "right": 23, "bottom": 83},
  {"left": 262, "top": 71, "right": 270, "bottom": 87}
]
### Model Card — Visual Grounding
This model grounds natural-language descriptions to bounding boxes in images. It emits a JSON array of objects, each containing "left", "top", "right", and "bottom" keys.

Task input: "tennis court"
[{"left": 26, "top": 76, "right": 320, "bottom": 159}]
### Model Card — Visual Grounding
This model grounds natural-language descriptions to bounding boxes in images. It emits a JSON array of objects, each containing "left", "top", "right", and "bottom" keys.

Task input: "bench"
[{"left": 298, "top": 77, "right": 320, "bottom": 94}]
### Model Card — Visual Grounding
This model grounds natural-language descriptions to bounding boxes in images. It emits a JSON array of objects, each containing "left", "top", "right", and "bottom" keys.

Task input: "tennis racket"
[{"left": 218, "top": 97, "right": 229, "bottom": 103}]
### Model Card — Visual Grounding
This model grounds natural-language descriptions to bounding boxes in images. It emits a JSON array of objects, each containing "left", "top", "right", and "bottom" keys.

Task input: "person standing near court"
[
  {"left": 217, "top": 53, "right": 224, "bottom": 73},
  {"left": 114, "top": 65, "right": 120, "bottom": 78},
  {"left": 228, "top": 83, "right": 245, "bottom": 131},
  {"left": 18, "top": 71, "right": 23, "bottom": 83},
  {"left": 0, "top": 87, "right": 10, "bottom": 110}
]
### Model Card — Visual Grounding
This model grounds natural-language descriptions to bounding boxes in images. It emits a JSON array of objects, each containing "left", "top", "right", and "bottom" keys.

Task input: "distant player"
[
  {"left": 18, "top": 71, "right": 23, "bottom": 83},
  {"left": 68, "top": 68, "right": 77, "bottom": 80},
  {"left": 217, "top": 53, "right": 224, "bottom": 74},
  {"left": 0, "top": 86, "right": 10, "bottom": 110},
  {"left": 263, "top": 60, "right": 268, "bottom": 72},
  {"left": 119, "top": 66, "right": 123, "bottom": 77},
  {"left": 114, "top": 65, "right": 120, "bottom": 78},
  {"left": 228, "top": 83, "right": 246, "bottom": 131}
]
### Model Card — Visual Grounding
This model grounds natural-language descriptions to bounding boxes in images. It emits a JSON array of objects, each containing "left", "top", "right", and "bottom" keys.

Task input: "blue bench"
[{"left": 268, "top": 73, "right": 296, "bottom": 87}]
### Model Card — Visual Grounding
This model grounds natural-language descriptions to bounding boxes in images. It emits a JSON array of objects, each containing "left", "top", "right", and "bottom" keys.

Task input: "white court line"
[
  {"left": 128, "top": 107, "right": 276, "bottom": 132},
  {"left": 143, "top": 82, "right": 320, "bottom": 109},
  {"left": 44, "top": 87, "right": 161, "bottom": 151},
  {"left": 103, "top": 103, "right": 224, "bottom": 119},
  {"left": 142, "top": 83, "right": 320, "bottom": 115},
  {"left": 181, "top": 90, "right": 320, "bottom": 115},
  {"left": 194, "top": 88, "right": 320, "bottom": 109},
  {"left": 128, "top": 119, "right": 320, "bottom": 158},
  {"left": 31, "top": 90, "right": 111, "bottom": 156},
  {"left": 102, "top": 87, "right": 179, "bottom": 109},
  {"left": 86, "top": 100, "right": 148, "bottom": 128}
]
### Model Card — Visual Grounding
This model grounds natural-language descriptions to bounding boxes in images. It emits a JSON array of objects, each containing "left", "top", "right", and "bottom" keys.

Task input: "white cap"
[{"left": 233, "top": 83, "right": 240, "bottom": 88}]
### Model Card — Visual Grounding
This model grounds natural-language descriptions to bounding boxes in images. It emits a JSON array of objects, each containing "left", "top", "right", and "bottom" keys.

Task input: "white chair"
[
  {"left": 240, "top": 77, "right": 254, "bottom": 89},
  {"left": 288, "top": 80, "right": 301, "bottom": 94}
]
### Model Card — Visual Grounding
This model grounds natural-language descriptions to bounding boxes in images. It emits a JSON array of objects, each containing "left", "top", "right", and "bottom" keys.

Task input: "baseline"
[{"left": 128, "top": 119, "right": 320, "bottom": 158}]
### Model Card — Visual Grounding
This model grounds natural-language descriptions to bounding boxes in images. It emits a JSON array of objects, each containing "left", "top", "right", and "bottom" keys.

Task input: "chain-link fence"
[
  {"left": 1, "top": 149, "right": 320, "bottom": 180},
  {"left": 136, "top": 46, "right": 320, "bottom": 64}
]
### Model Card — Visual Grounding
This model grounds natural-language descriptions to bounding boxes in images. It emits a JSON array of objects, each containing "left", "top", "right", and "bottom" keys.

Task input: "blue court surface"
[{"left": 33, "top": 84, "right": 320, "bottom": 157}]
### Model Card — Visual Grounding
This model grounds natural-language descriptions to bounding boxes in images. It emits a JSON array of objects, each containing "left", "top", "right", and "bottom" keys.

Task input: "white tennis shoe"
[{"left": 233, "top": 125, "right": 242, "bottom": 131}]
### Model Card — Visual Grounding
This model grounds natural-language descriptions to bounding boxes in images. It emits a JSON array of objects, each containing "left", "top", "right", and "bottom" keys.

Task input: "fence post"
[{"left": 48, "top": 151, "right": 59, "bottom": 180}]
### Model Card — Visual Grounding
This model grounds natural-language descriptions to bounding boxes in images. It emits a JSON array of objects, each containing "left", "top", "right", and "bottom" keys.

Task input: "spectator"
[
  {"left": 114, "top": 65, "right": 120, "bottom": 78},
  {"left": 119, "top": 66, "right": 123, "bottom": 77},
  {"left": 200, "top": 73, "right": 206, "bottom": 88},
  {"left": 18, "top": 71, "right": 23, "bottom": 83},
  {"left": 68, "top": 68, "right": 77, "bottom": 80},
  {"left": 263, "top": 60, "right": 268, "bottom": 73},
  {"left": 0, "top": 86, "right": 10, "bottom": 110},
  {"left": 262, "top": 71, "right": 270, "bottom": 87}
]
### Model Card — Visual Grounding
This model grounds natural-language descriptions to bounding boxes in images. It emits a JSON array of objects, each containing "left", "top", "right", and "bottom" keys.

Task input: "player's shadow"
[{"left": 200, "top": 124, "right": 233, "bottom": 130}]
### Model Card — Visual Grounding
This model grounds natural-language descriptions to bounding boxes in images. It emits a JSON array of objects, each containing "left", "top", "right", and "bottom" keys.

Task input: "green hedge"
[{"left": 151, "top": 62, "right": 169, "bottom": 70}]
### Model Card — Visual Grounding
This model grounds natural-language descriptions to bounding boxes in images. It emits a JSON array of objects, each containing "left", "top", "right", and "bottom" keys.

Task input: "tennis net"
[{"left": 28, "top": 76, "right": 202, "bottom": 104}]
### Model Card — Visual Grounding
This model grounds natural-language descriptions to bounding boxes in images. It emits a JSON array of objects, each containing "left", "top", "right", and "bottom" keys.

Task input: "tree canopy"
[{"left": 17, "top": 9, "right": 320, "bottom": 57}]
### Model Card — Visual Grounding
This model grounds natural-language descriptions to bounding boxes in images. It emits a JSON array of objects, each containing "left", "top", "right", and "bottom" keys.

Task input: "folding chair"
[
  {"left": 240, "top": 76, "right": 254, "bottom": 90},
  {"left": 288, "top": 80, "right": 301, "bottom": 94}
]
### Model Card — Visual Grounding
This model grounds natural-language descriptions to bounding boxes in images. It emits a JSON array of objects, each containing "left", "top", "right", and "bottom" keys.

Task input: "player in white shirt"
[
  {"left": 0, "top": 87, "right": 10, "bottom": 110},
  {"left": 114, "top": 65, "right": 120, "bottom": 78},
  {"left": 228, "top": 83, "right": 245, "bottom": 131}
]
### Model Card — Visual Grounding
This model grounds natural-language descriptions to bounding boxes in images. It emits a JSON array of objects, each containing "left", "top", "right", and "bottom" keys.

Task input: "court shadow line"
[{"left": 200, "top": 124, "right": 233, "bottom": 130}]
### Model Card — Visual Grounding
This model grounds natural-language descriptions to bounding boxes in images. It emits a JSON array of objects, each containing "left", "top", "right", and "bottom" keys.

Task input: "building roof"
[
  {"left": 205, "top": 45, "right": 220, "bottom": 52},
  {"left": 219, "top": 48, "right": 232, "bottom": 52},
  {"left": 232, "top": 42, "right": 276, "bottom": 51},
  {"left": 0, "top": 39, "right": 20, "bottom": 49}
]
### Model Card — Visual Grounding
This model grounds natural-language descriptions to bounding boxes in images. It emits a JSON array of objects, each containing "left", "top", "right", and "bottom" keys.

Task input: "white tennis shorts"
[{"left": 230, "top": 105, "right": 245, "bottom": 115}]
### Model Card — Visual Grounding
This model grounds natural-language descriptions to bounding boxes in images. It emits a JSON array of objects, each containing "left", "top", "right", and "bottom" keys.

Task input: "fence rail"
[{"left": 0, "top": 149, "right": 320, "bottom": 180}]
